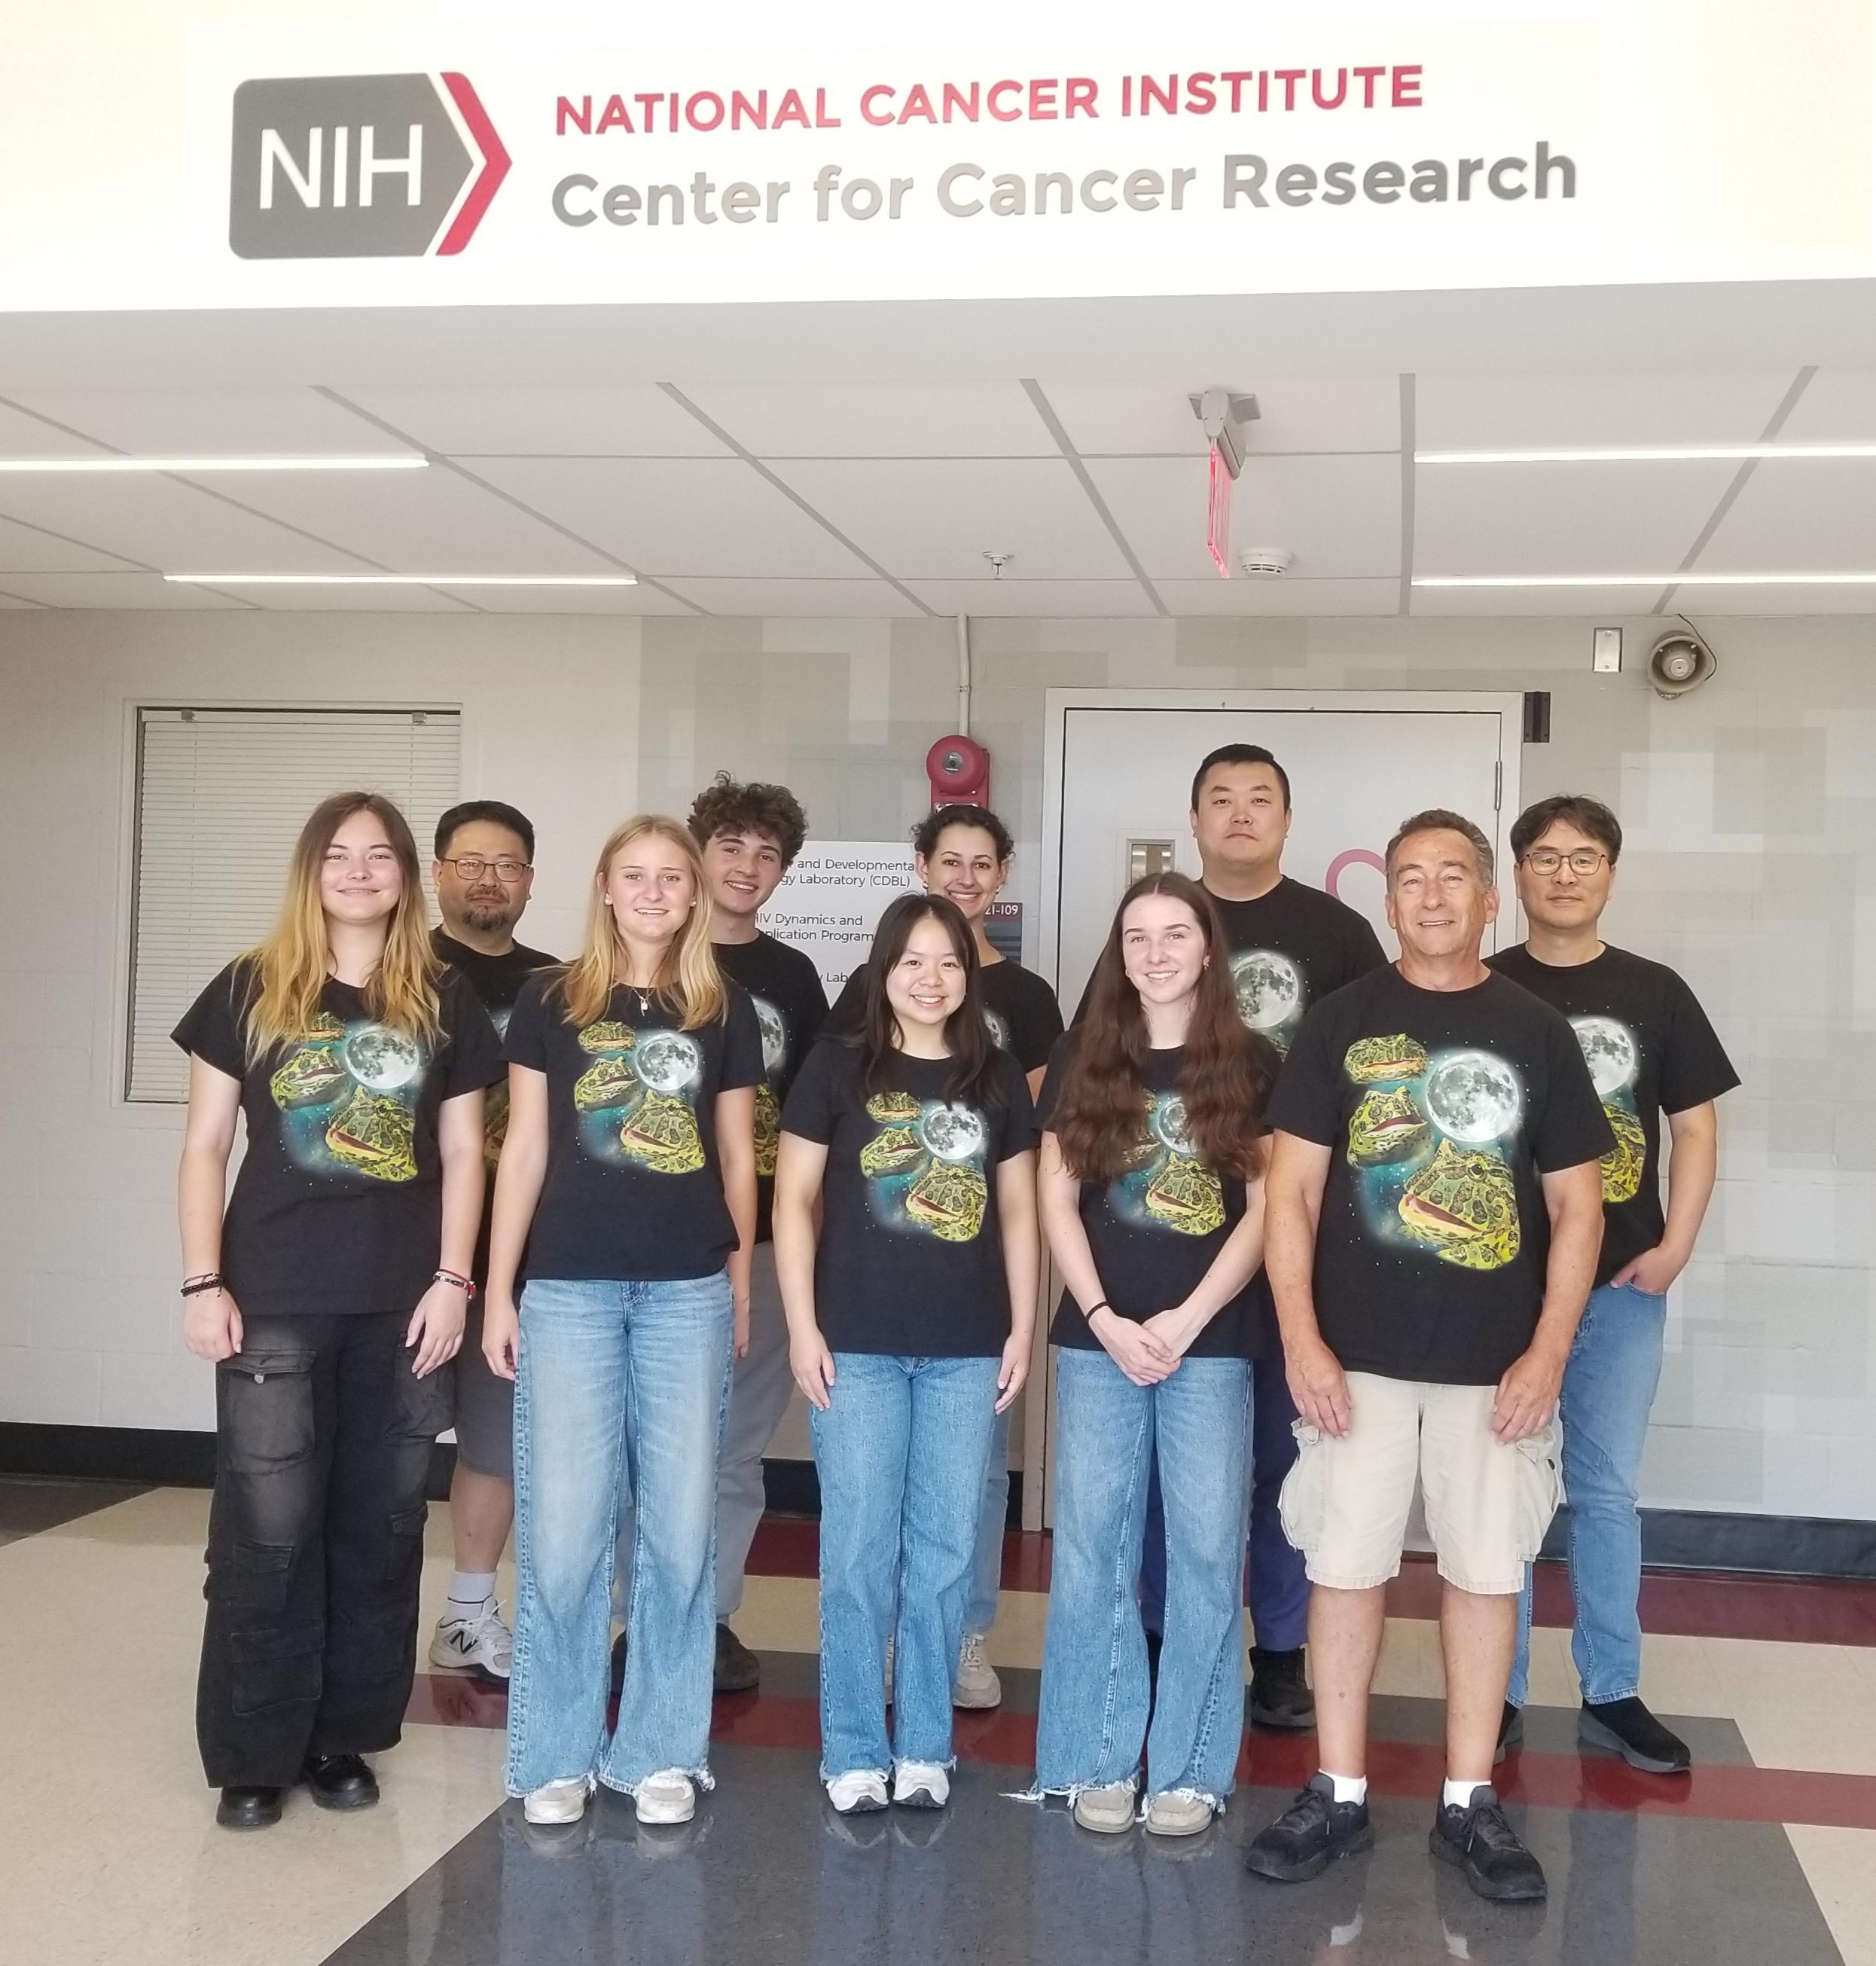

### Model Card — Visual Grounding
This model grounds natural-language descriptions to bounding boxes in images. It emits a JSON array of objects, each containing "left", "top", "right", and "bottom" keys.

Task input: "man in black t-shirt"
[
  {"left": 1490, "top": 795, "right": 1739, "bottom": 1778},
  {"left": 426, "top": 800, "right": 557, "bottom": 1684},
  {"left": 1246, "top": 809, "right": 1607, "bottom": 1905}
]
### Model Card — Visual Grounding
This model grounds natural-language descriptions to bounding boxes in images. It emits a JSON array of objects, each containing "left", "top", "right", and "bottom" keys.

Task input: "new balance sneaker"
[
  {"left": 1249, "top": 1646, "right": 1316, "bottom": 1729},
  {"left": 952, "top": 1632, "right": 1002, "bottom": 1709},
  {"left": 1495, "top": 1701, "right": 1524, "bottom": 1766},
  {"left": 429, "top": 1600, "right": 513, "bottom": 1681},
  {"left": 1245, "top": 1775, "right": 1374, "bottom": 1882},
  {"left": 825, "top": 1770, "right": 889, "bottom": 1815},
  {"left": 1143, "top": 1790, "right": 1215, "bottom": 1838},
  {"left": 892, "top": 1761, "right": 950, "bottom": 1809},
  {"left": 1579, "top": 1697, "right": 1691, "bottom": 1775},
  {"left": 1072, "top": 1780, "right": 1137, "bottom": 1835},
  {"left": 714, "top": 1623, "right": 760, "bottom": 1694},
  {"left": 634, "top": 1771, "right": 697, "bottom": 1825},
  {"left": 1430, "top": 1785, "right": 1547, "bottom": 1903},
  {"left": 523, "top": 1775, "right": 593, "bottom": 1826}
]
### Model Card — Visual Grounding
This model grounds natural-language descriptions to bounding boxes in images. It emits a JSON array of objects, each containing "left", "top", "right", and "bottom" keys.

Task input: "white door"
[{"left": 1026, "top": 689, "right": 1525, "bottom": 1528}]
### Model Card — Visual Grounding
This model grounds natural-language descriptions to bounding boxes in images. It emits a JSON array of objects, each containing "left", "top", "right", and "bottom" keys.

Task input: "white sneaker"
[
  {"left": 1072, "top": 1780, "right": 1138, "bottom": 1835},
  {"left": 825, "top": 1770, "right": 889, "bottom": 1815},
  {"left": 892, "top": 1760, "right": 950, "bottom": 1809},
  {"left": 429, "top": 1601, "right": 513, "bottom": 1679},
  {"left": 1144, "top": 1789, "right": 1215, "bottom": 1837},
  {"left": 952, "top": 1632, "right": 1002, "bottom": 1709},
  {"left": 634, "top": 1771, "right": 697, "bottom": 1825},
  {"left": 523, "top": 1775, "right": 592, "bottom": 1825}
]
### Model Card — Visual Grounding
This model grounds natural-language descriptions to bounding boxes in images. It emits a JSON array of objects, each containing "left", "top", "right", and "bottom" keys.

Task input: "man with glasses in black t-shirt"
[{"left": 1490, "top": 795, "right": 1738, "bottom": 1776}]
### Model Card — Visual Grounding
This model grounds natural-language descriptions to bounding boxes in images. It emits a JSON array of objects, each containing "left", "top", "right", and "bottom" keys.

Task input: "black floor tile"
[{"left": 0, "top": 1475, "right": 148, "bottom": 1546}]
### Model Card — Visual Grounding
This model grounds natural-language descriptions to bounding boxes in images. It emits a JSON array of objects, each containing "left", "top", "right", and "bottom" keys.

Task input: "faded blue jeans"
[
  {"left": 506, "top": 1271, "right": 733, "bottom": 1799},
  {"left": 965, "top": 1405, "right": 1014, "bottom": 1639},
  {"left": 1509, "top": 1281, "right": 1668, "bottom": 1708},
  {"left": 1035, "top": 1346, "right": 1250, "bottom": 1808},
  {"left": 811, "top": 1351, "right": 1001, "bottom": 1781}
]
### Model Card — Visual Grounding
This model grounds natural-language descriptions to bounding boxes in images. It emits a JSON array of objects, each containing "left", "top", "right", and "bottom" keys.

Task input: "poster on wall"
[{"left": 759, "top": 841, "right": 923, "bottom": 998}]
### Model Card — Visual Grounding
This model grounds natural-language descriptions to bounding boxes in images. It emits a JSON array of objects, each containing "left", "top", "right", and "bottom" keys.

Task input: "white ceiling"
[{"left": 1, "top": 282, "right": 1874, "bottom": 617}]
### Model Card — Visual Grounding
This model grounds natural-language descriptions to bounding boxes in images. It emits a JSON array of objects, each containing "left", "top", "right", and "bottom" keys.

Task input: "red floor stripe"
[{"left": 407, "top": 1674, "right": 1876, "bottom": 1833}]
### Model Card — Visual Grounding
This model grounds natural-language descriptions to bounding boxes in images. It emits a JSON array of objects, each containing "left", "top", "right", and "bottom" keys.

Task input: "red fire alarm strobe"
[{"left": 927, "top": 734, "right": 990, "bottom": 807}]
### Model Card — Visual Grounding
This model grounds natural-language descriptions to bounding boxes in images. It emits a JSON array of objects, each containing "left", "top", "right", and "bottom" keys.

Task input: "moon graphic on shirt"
[
  {"left": 342, "top": 1024, "right": 422, "bottom": 1091},
  {"left": 752, "top": 995, "right": 787, "bottom": 1076},
  {"left": 633, "top": 1030, "right": 703, "bottom": 1094},
  {"left": 983, "top": 1006, "right": 1011, "bottom": 1051},
  {"left": 1152, "top": 1094, "right": 1198, "bottom": 1157},
  {"left": 1572, "top": 1016, "right": 1638, "bottom": 1097},
  {"left": 1423, "top": 1051, "right": 1522, "bottom": 1144},
  {"left": 1232, "top": 950, "right": 1302, "bottom": 1033},
  {"left": 920, "top": 1103, "right": 987, "bottom": 1165}
]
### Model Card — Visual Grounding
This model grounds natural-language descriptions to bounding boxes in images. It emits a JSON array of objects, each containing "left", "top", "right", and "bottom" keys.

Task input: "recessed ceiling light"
[
  {"left": 1416, "top": 444, "right": 1876, "bottom": 465},
  {"left": 0, "top": 454, "right": 426, "bottom": 472},
  {"left": 1415, "top": 572, "right": 1876, "bottom": 587},
  {"left": 166, "top": 572, "right": 638, "bottom": 587}
]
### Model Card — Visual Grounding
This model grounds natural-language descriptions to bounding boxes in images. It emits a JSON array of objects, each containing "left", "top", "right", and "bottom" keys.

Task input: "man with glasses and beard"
[{"left": 426, "top": 800, "right": 558, "bottom": 1681}]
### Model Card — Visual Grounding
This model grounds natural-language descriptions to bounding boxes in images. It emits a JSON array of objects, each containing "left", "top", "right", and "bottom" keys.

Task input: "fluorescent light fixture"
[
  {"left": 1417, "top": 444, "right": 1876, "bottom": 464},
  {"left": 0, "top": 454, "right": 426, "bottom": 473},
  {"left": 1416, "top": 572, "right": 1876, "bottom": 588},
  {"left": 166, "top": 572, "right": 638, "bottom": 587}
]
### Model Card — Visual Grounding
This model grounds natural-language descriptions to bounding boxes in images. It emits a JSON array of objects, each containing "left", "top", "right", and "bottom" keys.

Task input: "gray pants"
[{"left": 616, "top": 1241, "right": 793, "bottom": 1623}]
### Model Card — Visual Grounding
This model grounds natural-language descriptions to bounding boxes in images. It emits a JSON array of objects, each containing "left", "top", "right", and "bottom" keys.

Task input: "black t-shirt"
[
  {"left": 432, "top": 928, "right": 559, "bottom": 1280},
  {"left": 1037, "top": 1032, "right": 1270, "bottom": 1360},
  {"left": 502, "top": 977, "right": 764, "bottom": 1284},
  {"left": 172, "top": 961, "right": 502, "bottom": 1318},
  {"left": 829, "top": 955, "right": 1064, "bottom": 1076},
  {"left": 781, "top": 1038, "right": 1036, "bottom": 1357},
  {"left": 714, "top": 933, "right": 828, "bottom": 1243},
  {"left": 1486, "top": 944, "right": 1740, "bottom": 1287},
  {"left": 1265, "top": 966, "right": 1612, "bottom": 1385}
]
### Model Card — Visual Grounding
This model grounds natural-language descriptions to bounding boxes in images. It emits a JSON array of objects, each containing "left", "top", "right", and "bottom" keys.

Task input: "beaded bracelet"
[{"left": 180, "top": 1274, "right": 224, "bottom": 1299}]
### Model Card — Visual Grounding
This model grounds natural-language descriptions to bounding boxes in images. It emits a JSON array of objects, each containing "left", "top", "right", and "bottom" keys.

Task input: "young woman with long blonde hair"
[
  {"left": 484, "top": 815, "right": 761, "bottom": 1828},
  {"left": 174, "top": 792, "right": 500, "bottom": 1831}
]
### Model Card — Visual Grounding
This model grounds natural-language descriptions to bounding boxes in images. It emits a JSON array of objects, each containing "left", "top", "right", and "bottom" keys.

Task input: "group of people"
[{"left": 173, "top": 739, "right": 1735, "bottom": 1910}]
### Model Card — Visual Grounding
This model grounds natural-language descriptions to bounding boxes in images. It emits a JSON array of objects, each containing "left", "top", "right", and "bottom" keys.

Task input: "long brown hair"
[
  {"left": 1050, "top": 873, "right": 1271, "bottom": 1184},
  {"left": 243, "top": 791, "right": 441, "bottom": 1065},
  {"left": 552, "top": 814, "right": 727, "bottom": 1030},
  {"left": 855, "top": 893, "right": 1000, "bottom": 1109}
]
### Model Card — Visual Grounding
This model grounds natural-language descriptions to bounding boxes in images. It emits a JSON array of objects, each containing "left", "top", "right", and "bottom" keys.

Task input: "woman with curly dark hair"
[{"left": 1028, "top": 872, "right": 1276, "bottom": 1839}]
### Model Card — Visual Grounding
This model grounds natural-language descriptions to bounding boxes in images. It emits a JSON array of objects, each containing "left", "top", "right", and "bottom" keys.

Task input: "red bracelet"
[{"left": 434, "top": 1270, "right": 477, "bottom": 1299}]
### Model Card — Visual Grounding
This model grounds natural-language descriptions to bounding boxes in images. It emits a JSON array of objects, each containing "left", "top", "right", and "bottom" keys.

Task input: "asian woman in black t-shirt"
[
  {"left": 1029, "top": 873, "right": 1275, "bottom": 1839},
  {"left": 774, "top": 895, "right": 1039, "bottom": 1815},
  {"left": 172, "top": 792, "right": 501, "bottom": 1831},
  {"left": 482, "top": 815, "right": 761, "bottom": 1831}
]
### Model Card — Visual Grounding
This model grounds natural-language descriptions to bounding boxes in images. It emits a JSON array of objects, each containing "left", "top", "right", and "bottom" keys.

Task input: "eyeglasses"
[
  {"left": 441, "top": 856, "right": 531, "bottom": 883},
  {"left": 1521, "top": 848, "right": 1609, "bottom": 877}
]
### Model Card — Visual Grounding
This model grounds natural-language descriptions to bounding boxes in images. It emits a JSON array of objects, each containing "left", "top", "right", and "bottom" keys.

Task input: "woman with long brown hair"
[
  {"left": 483, "top": 815, "right": 761, "bottom": 1829},
  {"left": 174, "top": 792, "right": 501, "bottom": 1830},
  {"left": 1028, "top": 873, "right": 1276, "bottom": 1839}
]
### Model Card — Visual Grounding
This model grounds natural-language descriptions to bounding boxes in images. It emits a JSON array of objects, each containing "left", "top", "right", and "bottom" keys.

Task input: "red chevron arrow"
[{"left": 436, "top": 72, "right": 510, "bottom": 255}]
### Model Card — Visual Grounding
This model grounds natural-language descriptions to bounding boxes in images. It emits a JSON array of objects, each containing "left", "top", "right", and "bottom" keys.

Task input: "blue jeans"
[
  {"left": 1140, "top": 1354, "right": 1309, "bottom": 1652},
  {"left": 965, "top": 1404, "right": 1013, "bottom": 1638},
  {"left": 811, "top": 1351, "right": 1001, "bottom": 1779},
  {"left": 1035, "top": 1347, "right": 1250, "bottom": 1806},
  {"left": 1510, "top": 1282, "right": 1667, "bottom": 1707},
  {"left": 506, "top": 1271, "right": 734, "bottom": 1797}
]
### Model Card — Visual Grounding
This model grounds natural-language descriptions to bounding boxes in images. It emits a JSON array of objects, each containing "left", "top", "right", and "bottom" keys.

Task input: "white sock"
[
  {"left": 1444, "top": 1777, "right": 1488, "bottom": 1810},
  {"left": 1322, "top": 1771, "right": 1368, "bottom": 1805},
  {"left": 446, "top": 1571, "right": 497, "bottom": 1612}
]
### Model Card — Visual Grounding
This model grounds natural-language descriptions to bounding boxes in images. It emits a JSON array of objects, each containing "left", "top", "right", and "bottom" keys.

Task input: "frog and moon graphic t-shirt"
[
  {"left": 780, "top": 1039, "right": 1036, "bottom": 1357},
  {"left": 1265, "top": 966, "right": 1612, "bottom": 1384},
  {"left": 1037, "top": 1032, "right": 1272, "bottom": 1360},
  {"left": 1487, "top": 944, "right": 1740, "bottom": 1287},
  {"left": 432, "top": 929, "right": 559, "bottom": 1277},
  {"left": 714, "top": 933, "right": 829, "bottom": 1243},
  {"left": 502, "top": 975, "right": 764, "bottom": 1283},
  {"left": 1209, "top": 878, "right": 1391, "bottom": 1058},
  {"left": 172, "top": 962, "right": 502, "bottom": 1319},
  {"left": 830, "top": 955, "right": 1064, "bottom": 1076}
]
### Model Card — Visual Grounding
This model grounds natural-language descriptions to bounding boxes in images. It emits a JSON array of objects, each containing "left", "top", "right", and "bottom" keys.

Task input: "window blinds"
[{"left": 127, "top": 706, "right": 461, "bottom": 1104}]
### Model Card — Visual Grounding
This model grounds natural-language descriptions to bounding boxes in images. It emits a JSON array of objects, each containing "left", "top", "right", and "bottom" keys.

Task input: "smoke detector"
[{"left": 1239, "top": 547, "right": 1293, "bottom": 577}]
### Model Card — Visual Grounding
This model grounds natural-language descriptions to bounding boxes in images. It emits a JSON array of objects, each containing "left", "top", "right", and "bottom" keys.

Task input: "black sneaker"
[
  {"left": 304, "top": 1754, "right": 379, "bottom": 1811},
  {"left": 1245, "top": 1773, "right": 1374, "bottom": 1882},
  {"left": 1249, "top": 1646, "right": 1316, "bottom": 1730},
  {"left": 714, "top": 1623, "right": 761, "bottom": 1694},
  {"left": 1579, "top": 1696, "right": 1691, "bottom": 1774},
  {"left": 1494, "top": 1701, "right": 1524, "bottom": 1766},
  {"left": 1429, "top": 1785, "right": 1546, "bottom": 1903},
  {"left": 215, "top": 1784, "right": 282, "bottom": 1830}
]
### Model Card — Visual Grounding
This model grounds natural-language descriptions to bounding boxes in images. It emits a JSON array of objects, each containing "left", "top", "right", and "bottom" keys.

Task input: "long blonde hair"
[
  {"left": 242, "top": 791, "right": 442, "bottom": 1065},
  {"left": 554, "top": 814, "right": 727, "bottom": 1031}
]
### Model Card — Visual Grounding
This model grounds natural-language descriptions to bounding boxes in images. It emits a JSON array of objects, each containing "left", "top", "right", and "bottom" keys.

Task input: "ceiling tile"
[
  {"left": 905, "top": 579, "right": 1157, "bottom": 618},
  {"left": 0, "top": 571, "right": 252, "bottom": 609},
  {"left": 1408, "top": 584, "right": 1672, "bottom": 616},
  {"left": 6, "top": 388, "right": 412, "bottom": 456},
  {"left": 1042, "top": 376, "right": 1401, "bottom": 456},
  {"left": 1414, "top": 459, "right": 1736, "bottom": 577},
  {"left": 1087, "top": 453, "right": 1400, "bottom": 582},
  {"left": 0, "top": 586, "right": 44, "bottom": 606},
  {"left": 1694, "top": 458, "right": 1876, "bottom": 571},
  {"left": 229, "top": 583, "right": 480, "bottom": 612},
  {"left": 1155, "top": 578, "right": 1399, "bottom": 616},
  {"left": 465, "top": 456, "right": 873, "bottom": 579},
  {"left": 0, "top": 511, "right": 139, "bottom": 573},
  {"left": 1778, "top": 369, "right": 1876, "bottom": 442},
  {"left": 680, "top": 382, "right": 1054, "bottom": 458},
  {"left": 438, "top": 581, "right": 697, "bottom": 615},
  {"left": 655, "top": 576, "right": 923, "bottom": 617},
  {"left": 1652, "top": 583, "right": 1876, "bottom": 614},
  {"left": 767, "top": 457, "right": 1132, "bottom": 580},
  {"left": 0, "top": 401, "right": 106, "bottom": 456},
  {"left": 336, "top": 386, "right": 730, "bottom": 458},
  {"left": 1415, "top": 371, "right": 1799, "bottom": 450}
]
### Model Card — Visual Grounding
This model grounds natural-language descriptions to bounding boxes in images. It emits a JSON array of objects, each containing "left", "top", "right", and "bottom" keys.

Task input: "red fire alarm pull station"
[{"left": 927, "top": 734, "right": 990, "bottom": 807}]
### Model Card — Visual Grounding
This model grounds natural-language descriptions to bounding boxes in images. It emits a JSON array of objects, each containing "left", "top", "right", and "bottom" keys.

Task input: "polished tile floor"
[{"left": 8, "top": 1476, "right": 1876, "bottom": 1965}]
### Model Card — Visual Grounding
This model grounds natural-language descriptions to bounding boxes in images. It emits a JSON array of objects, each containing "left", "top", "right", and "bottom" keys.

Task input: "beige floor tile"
[
  {"left": 1370, "top": 1616, "right": 1445, "bottom": 1699},
  {"left": 1786, "top": 1826, "right": 1876, "bottom": 1966}
]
